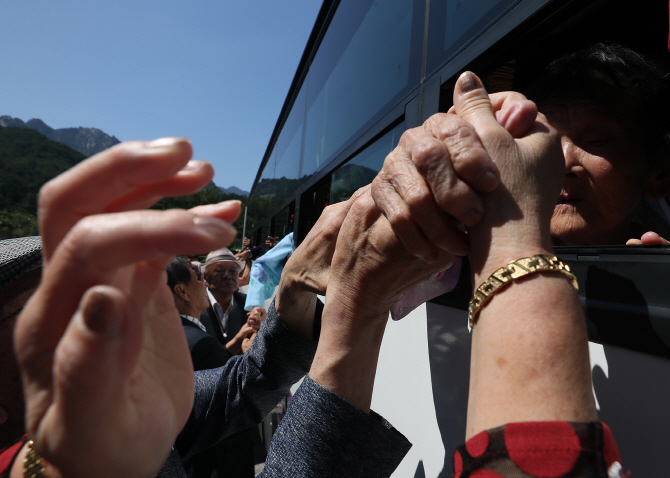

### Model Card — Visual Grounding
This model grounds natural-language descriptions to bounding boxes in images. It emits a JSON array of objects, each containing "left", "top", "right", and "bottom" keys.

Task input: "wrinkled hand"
[
  {"left": 310, "top": 186, "right": 453, "bottom": 411},
  {"left": 328, "top": 186, "right": 454, "bottom": 320},
  {"left": 274, "top": 196, "right": 355, "bottom": 339},
  {"left": 450, "top": 72, "right": 563, "bottom": 279},
  {"left": 15, "top": 138, "right": 240, "bottom": 478},
  {"left": 371, "top": 90, "right": 538, "bottom": 263}
]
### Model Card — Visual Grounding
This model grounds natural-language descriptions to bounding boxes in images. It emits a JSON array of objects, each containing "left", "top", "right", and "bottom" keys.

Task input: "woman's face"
[{"left": 544, "top": 101, "right": 655, "bottom": 245}]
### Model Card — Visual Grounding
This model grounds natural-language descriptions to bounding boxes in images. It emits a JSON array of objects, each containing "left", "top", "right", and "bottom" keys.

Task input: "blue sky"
[{"left": 0, "top": 1, "right": 322, "bottom": 192}]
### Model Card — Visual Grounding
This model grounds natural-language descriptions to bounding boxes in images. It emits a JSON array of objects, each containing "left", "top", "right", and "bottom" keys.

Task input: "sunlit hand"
[
  {"left": 450, "top": 73, "right": 563, "bottom": 279},
  {"left": 371, "top": 90, "right": 538, "bottom": 263},
  {"left": 274, "top": 197, "right": 355, "bottom": 340},
  {"left": 310, "top": 186, "right": 453, "bottom": 411},
  {"left": 14, "top": 138, "right": 240, "bottom": 478}
]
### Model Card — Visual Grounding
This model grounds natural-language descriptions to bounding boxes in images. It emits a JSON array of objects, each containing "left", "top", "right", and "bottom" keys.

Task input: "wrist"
[
  {"left": 226, "top": 338, "right": 242, "bottom": 355},
  {"left": 310, "top": 293, "right": 388, "bottom": 413},
  {"left": 468, "top": 221, "right": 553, "bottom": 285}
]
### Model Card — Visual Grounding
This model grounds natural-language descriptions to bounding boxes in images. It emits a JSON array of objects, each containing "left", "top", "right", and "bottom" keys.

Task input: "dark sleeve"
[
  {"left": 259, "top": 377, "right": 411, "bottom": 478},
  {"left": 453, "top": 421, "right": 623, "bottom": 478},
  {"left": 187, "top": 333, "right": 232, "bottom": 371},
  {"left": 174, "top": 298, "right": 319, "bottom": 462},
  {"left": 249, "top": 246, "right": 264, "bottom": 259}
]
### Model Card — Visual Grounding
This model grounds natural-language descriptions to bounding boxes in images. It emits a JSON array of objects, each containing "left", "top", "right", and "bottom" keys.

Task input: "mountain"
[
  {"left": 0, "top": 115, "right": 120, "bottom": 156},
  {"left": 0, "top": 126, "right": 87, "bottom": 238},
  {"left": 219, "top": 185, "right": 249, "bottom": 197}
]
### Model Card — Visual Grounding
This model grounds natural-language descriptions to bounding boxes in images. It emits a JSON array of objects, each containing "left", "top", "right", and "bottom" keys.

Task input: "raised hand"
[
  {"left": 452, "top": 73, "right": 563, "bottom": 278},
  {"left": 14, "top": 138, "right": 240, "bottom": 478},
  {"left": 310, "top": 186, "right": 453, "bottom": 412},
  {"left": 274, "top": 194, "right": 357, "bottom": 340},
  {"left": 371, "top": 89, "right": 540, "bottom": 263}
]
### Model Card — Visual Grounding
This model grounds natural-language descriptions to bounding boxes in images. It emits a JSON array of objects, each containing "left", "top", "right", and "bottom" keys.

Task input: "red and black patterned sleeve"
[
  {"left": 453, "top": 421, "right": 626, "bottom": 478},
  {"left": 0, "top": 435, "right": 27, "bottom": 478}
]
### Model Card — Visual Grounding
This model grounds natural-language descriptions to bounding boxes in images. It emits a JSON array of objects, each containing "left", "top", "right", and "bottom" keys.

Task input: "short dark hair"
[
  {"left": 528, "top": 43, "right": 670, "bottom": 170},
  {"left": 166, "top": 257, "right": 193, "bottom": 292}
]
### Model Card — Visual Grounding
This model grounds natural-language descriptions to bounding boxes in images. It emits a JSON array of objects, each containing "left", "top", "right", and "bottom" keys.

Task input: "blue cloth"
[{"left": 245, "top": 233, "right": 294, "bottom": 311}]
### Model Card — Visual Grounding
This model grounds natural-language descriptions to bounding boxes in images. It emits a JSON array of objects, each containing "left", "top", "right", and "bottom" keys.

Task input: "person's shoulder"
[
  {"left": 182, "top": 323, "right": 209, "bottom": 345},
  {"left": 234, "top": 290, "right": 247, "bottom": 301}
]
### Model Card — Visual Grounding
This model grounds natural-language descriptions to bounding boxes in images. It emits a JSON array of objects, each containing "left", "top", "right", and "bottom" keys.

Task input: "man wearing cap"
[
  {"left": 199, "top": 248, "right": 258, "bottom": 478},
  {"left": 200, "top": 247, "right": 250, "bottom": 355}
]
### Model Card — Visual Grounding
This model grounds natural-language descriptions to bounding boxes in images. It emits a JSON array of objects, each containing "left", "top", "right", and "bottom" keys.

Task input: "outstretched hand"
[
  {"left": 310, "top": 186, "right": 453, "bottom": 412},
  {"left": 14, "top": 138, "right": 240, "bottom": 478}
]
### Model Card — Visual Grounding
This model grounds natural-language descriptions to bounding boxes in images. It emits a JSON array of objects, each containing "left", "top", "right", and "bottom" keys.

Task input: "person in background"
[
  {"left": 200, "top": 247, "right": 249, "bottom": 355},
  {"left": 166, "top": 256, "right": 231, "bottom": 371},
  {"left": 241, "top": 306, "right": 266, "bottom": 354},
  {"left": 235, "top": 248, "right": 252, "bottom": 288}
]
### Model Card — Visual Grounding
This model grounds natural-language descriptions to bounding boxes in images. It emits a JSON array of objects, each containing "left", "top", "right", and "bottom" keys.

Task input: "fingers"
[
  {"left": 329, "top": 189, "right": 454, "bottom": 314},
  {"left": 16, "top": 207, "right": 237, "bottom": 388},
  {"left": 489, "top": 92, "right": 539, "bottom": 138},
  {"left": 285, "top": 194, "right": 356, "bottom": 295},
  {"left": 453, "top": 72, "right": 510, "bottom": 153},
  {"left": 372, "top": 117, "right": 494, "bottom": 260},
  {"left": 449, "top": 91, "right": 539, "bottom": 138},
  {"left": 627, "top": 231, "right": 670, "bottom": 245},
  {"left": 190, "top": 200, "right": 243, "bottom": 227},
  {"left": 422, "top": 113, "right": 499, "bottom": 194},
  {"left": 103, "top": 159, "right": 215, "bottom": 213},
  {"left": 38, "top": 138, "right": 200, "bottom": 260},
  {"left": 372, "top": 164, "right": 468, "bottom": 261}
]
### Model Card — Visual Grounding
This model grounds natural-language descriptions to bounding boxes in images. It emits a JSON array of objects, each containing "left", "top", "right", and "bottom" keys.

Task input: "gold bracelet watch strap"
[
  {"left": 468, "top": 254, "right": 578, "bottom": 330},
  {"left": 24, "top": 440, "right": 49, "bottom": 478}
]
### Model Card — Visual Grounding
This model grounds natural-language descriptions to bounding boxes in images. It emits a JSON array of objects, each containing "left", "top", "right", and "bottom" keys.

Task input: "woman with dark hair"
[
  {"left": 529, "top": 43, "right": 670, "bottom": 246},
  {"left": 373, "top": 43, "right": 670, "bottom": 254}
]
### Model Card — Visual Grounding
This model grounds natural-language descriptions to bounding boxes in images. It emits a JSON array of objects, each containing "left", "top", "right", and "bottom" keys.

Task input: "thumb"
[
  {"left": 453, "top": 72, "right": 511, "bottom": 152},
  {"left": 49, "top": 287, "right": 142, "bottom": 424}
]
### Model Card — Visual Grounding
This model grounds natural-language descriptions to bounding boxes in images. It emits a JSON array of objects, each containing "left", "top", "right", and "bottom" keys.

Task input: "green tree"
[{"left": 0, "top": 209, "right": 39, "bottom": 239}]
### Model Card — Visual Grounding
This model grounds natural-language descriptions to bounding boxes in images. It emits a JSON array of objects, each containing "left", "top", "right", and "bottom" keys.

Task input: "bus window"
[{"left": 330, "top": 122, "right": 405, "bottom": 204}]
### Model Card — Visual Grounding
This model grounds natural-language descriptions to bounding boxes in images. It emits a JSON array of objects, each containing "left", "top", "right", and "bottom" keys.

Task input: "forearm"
[
  {"left": 467, "top": 265, "right": 596, "bottom": 439},
  {"left": 309, "top": 284, "right": 388, "bottom": 413}
]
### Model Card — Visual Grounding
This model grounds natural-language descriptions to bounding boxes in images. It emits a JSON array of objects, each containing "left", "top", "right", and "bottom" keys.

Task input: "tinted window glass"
[
  {"left": 330, "top": 122, "right": 404, "bottom": 204},
  {"left": 274, "top": 205, "right": 293, "bottom": 240},
  {"left": 301, "top": 0, "right": 423, "bottom": 179},
  {"left": 426, "top": 0, "right": 521, "bottom": 76},
  {"left": 274, "top": 88, "right": 306, "bottom": 203}
]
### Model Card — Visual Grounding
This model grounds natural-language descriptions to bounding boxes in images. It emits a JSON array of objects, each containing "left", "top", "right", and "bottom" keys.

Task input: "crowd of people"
[{"left": 1, "top": 42, "right": 669, "bottom": 477}]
